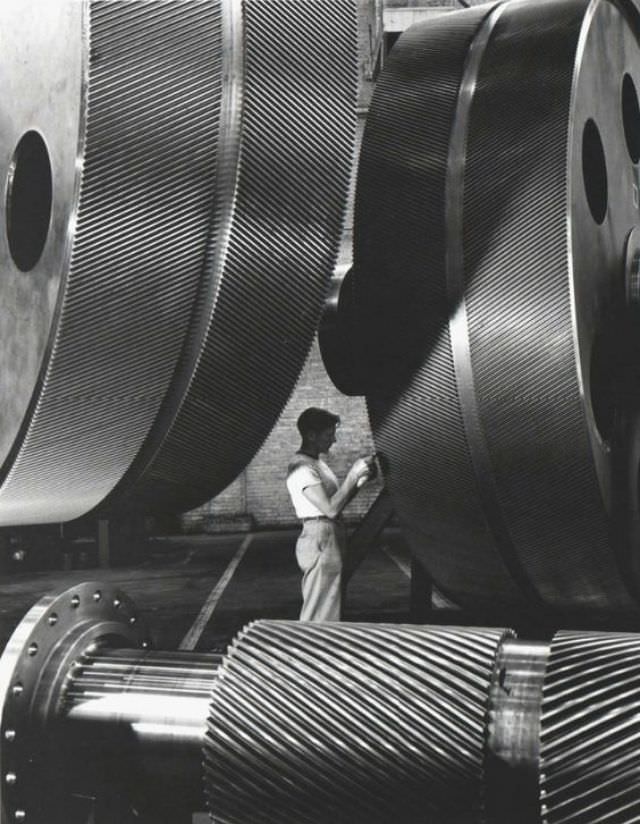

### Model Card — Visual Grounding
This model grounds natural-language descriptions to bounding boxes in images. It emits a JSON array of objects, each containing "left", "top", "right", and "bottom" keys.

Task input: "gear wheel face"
[
  {"left": 204, "top": 621, "right": 508, "bottom": 824},
  {"left": 0, "top": 0, "right": 86, "bottom": 515},
  {"left": 0, "top": 0, "right": 223, "bottom": 524},
  {"left": 350, "top": 0, "right": 640, "bottom": 615},
  {"left": 0, "top": 0, "right": 357, "bottom": 524}
]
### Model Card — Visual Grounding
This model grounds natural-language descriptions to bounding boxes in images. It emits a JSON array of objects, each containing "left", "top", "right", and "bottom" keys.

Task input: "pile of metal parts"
[
  {"left": 2, "top": 0, "right": 640, "bottom": 821},
  {"left": 2, "top": 581, "right": 640, "bottom": 824}
]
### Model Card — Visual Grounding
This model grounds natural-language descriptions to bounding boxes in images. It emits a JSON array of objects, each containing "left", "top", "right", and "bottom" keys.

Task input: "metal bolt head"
[
  {"left": 27, "top": 643, "right": 37, "bottom": 657},
  {"left": 47, "top": 613, "right": 58, "bottom": 627},
  {"left": 15, "top": 811, "right": 25, "bottom": 821},
  {"left": 4, "top": 730, "right": 15, "bottom": 742},
  {"left": 71, "top": 595, "right": 80, "bottom": 609},
  {"left": 113, "top": 598, "right": 121, "bottom": 609},
  {"left": 5, "top": 772, "right": 17, "bottom": 785},
  {"left": 11, "top": 684, "right": 23, "bottom": 698},
  {"left": 93, "top": 591, "right": 101, "bottom": 602}
]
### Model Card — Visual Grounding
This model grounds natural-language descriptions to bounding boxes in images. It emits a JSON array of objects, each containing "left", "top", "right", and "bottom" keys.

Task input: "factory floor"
[
  {"left": 0, "top": 528, "right": 414, "bottom": 824},
  {"left": 0, "top": 527, "right": 413, "bottom": 655}
]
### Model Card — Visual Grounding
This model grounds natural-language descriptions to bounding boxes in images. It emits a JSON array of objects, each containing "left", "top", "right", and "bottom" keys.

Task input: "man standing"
[{"left": 286, "top": 407, "right": 374, "bottom": 621}]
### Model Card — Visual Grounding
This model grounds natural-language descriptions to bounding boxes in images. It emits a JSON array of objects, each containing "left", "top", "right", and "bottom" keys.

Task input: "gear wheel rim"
[{"left": 351, "top": 0, "right": 640, "bottom": 615}]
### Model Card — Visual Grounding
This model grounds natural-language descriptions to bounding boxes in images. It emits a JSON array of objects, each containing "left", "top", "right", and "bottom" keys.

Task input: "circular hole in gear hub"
[
  {"left": 582, "top": 118, "right": 608, "bottom": 225},
  {"left": 622, "top": 73, "right": 640, "bottom": 163},
  {"left": 5, "top": 131, "right": 53, "bottom": 272}
]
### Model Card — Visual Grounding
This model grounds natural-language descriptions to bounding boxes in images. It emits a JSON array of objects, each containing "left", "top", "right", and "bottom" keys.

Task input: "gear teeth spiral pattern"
[
  {"left": 351, "top": 0, "right": 638, "bottom": 614},
  {"left": 353, "top": 6, "right": 525, "bottom": 610},
  {"left": 0, "top": 0, "right": 222, "bottom": 524},
  {"left": 204, "top": 621, "right": 508, "bottom": 824},
  {"left": 540, "top": 631, "right": 640, "bottom": 823},
  {"left": 103, "top": 0, "right": 359, "bottom": 515},
  {"left": 460, "top": 0, "right": 636, "bottom": 612}
]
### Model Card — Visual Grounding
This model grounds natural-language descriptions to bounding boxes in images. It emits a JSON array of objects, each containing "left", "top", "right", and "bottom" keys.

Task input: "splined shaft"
[{"left": 7, "top": 586, "right": 640, "bottom": 823}]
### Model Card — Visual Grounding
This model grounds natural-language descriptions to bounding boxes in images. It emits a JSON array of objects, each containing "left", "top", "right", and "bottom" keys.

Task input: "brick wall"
[{"left": 183, "top": 339, "right": 381, "bottom": 531}]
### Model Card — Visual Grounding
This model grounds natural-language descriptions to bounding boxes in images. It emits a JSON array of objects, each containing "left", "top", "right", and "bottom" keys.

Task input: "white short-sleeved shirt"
[{"left": 286, "top": 455, "right": 339, "bottom": 518}]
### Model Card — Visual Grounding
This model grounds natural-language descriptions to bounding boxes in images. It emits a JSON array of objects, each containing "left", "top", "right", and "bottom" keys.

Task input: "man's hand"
[{"left": 350, "top": 455, "right": 377, "bottom": 488}]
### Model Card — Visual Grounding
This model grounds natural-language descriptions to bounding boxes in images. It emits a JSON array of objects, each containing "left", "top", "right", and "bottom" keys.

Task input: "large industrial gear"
[
  {"left": 6, "top": 584, "right": 640, "bottom": 823},
  {"left": 204, "top": 621, "right": 509, "bottom": 824},
  {"left": 0, "top": 0, "right": 357, "bottom": 525},
  {"left": 327, "top": 0, "right": 640, "bottom": 617}
]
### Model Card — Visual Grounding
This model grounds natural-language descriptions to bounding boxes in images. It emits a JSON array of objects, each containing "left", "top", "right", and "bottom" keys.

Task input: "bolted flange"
[{"left": 0, "top": 582, "right": 150, "bottom": 824}]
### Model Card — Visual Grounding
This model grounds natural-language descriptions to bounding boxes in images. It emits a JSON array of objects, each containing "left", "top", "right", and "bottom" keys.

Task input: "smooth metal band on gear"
[
  {"left": 351, "top": 3, "right": 528, "bottom": 612},
  {"left": 348, "top": 0, "right": 640, "bottom": 615},
  {"left": 0, "top": 0, "right": 357, "bottom": 524},
  {"left": 204, "top": 621, "right": 508, "bottom": 824},
  {"left": 540, "top": 630, "right": 640, "bottom": 824},
  {"left": 101, "top": 0, "right": 359, "bottom": 516}
]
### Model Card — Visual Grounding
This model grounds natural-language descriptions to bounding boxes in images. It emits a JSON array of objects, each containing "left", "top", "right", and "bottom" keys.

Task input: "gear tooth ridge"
[
  {"left": 204, "top": 621, "right": 506, "bottom": 824},
  {"left": 540, "top": 631, "right": 640, "bottom": 824},
  {"left": 117, "top": 0, "right": 359, "bottom": 513}
]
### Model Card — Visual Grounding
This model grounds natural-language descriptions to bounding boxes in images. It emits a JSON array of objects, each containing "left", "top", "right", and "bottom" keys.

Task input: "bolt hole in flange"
[
  {"left": 582, "top": 118, "right": 608, "bottom": 224},
  {"left": 5, "top": 130, "right": 53, "bottom": 272},
  {"left": 622, "top": 73, "right": 640, "bottom": 163}
]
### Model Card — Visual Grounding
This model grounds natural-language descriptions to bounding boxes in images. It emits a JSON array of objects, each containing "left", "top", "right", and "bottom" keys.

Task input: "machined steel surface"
[
  {"left": 62, "top": 648, "right": 220, "bottom": 817},
  {"left": 100, "top": 0, "right": 359, "bottom": 517},
  {"left": 0, "top": 0, "right": 358, "bottom": 524},
  {"left": 337, "top": 0, "right": 640, "bottom": 616},
  {"left": 204, "top": 620, "right": 509, "bottom": 824},
  {"left": 540, "top": 631, "right": 640, "bottom": 823},
  {"left": 6, "top": 585, "right": 640, "bottom": 823},
  {"left": 486, "top": 639, "right": 548, "bottom": 824},
  {"left": 0, "top": 0, "right": 223, "bottom": 525},
  {"left": 0, "top": 582, "right": 150, "bottom": 823}
]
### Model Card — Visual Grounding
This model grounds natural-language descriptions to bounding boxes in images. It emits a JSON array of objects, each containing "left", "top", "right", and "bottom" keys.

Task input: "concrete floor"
[
  {"left": 0, "top": 528, "right": 414, "bottom": 823},
  {"left": 0, "top": 528, "right": 413, "bottom": 655}
]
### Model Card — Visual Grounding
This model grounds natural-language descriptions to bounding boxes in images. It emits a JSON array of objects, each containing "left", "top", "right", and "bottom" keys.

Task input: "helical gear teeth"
[
  {"left": 204, "top": 621, "right": 508, "bottom": 824},
  {"left": 0, "top": 0, "right": 223, "bottom": 523},
  {"left": 0, "top": 0, "right": 358, "bottom": 523},
  {"left": 352, "top": 5, "right": 526, "bottom": 610},
  {"left": 351, "top": 0, "right": 640, "bottom": 614},
  {"left": 102, "top": 0, "right": 359, "bottom": 515},
  {"left": 540, "top": 631, "right": 640, "bottom": 823}
]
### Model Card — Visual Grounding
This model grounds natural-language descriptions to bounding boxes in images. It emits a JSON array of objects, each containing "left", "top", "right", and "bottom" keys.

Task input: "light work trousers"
[{"left": 295, "top": 519, "right": 346, "bottom": 622}]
